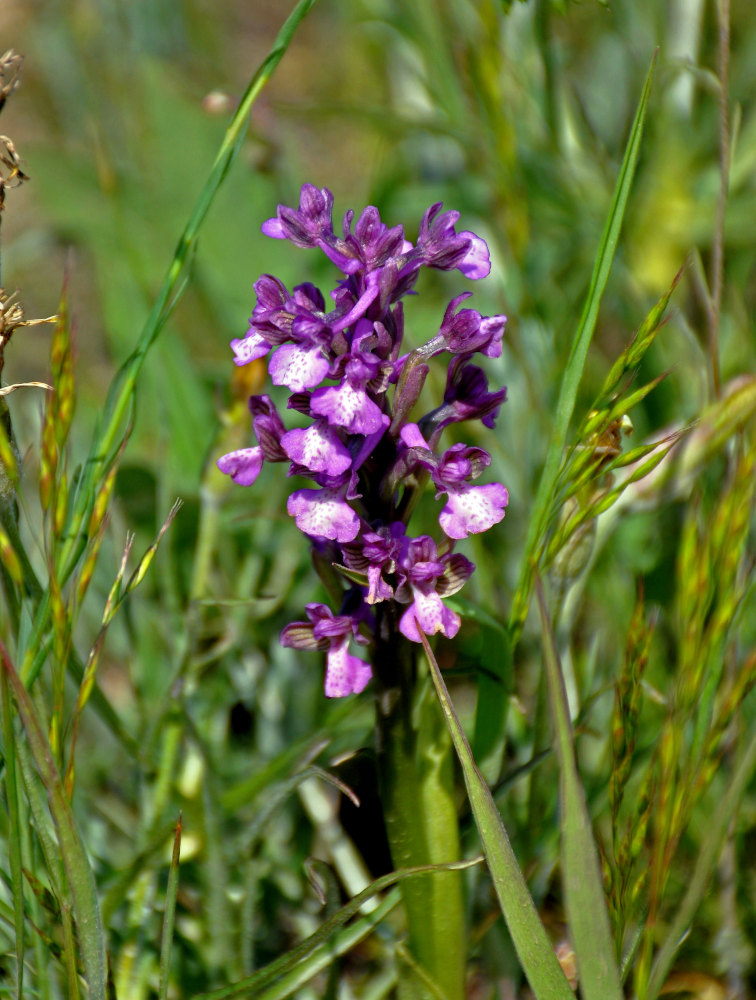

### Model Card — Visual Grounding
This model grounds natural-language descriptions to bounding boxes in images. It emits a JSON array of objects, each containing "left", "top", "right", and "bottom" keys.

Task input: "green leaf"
[
  {"left": 0, "top": 641, "right": 107, "bottom": 1000},
  {"left": 418, "top": 632, "right": 574, "bottom": 1000},
  {"left": 509, "top": 50, "right": 657, "bottom": 640},
  {"left": 535, "top": 578, "right": 623, "bottom": 1000}
]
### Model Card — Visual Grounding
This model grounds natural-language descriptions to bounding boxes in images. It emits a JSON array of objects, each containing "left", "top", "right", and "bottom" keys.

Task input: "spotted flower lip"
[{"left": 220, "top": 183, "right": 509, "bottom": 695}]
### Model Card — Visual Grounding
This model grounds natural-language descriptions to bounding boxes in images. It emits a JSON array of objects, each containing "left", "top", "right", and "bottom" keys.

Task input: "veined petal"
[{"left": 439, "top": 482, "right": 509, "bottom": 539}]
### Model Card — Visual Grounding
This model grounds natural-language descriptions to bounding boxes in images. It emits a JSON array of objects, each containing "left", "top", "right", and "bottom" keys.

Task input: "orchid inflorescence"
[{"left": 218, "top": 184, "right": 508, "bottom": 697}]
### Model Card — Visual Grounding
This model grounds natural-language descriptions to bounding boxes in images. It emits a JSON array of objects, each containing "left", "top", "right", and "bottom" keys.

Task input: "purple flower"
[
  {"left": 281, "top": 603, "right": 372, "bottom": 697},
  {"left": 217, "top": 395, "right": 288, "bottom": 485},
  {"left": 442, "top": 359, "right": 507, "bottom": 428},
  {"left": 432, "top": 443, "right": 509, "bottom": 539},
  {"left": 262, "top": 184, "right": 336, "bottom": 248},
  {"left": 348, "top": 521, "right": 407, "bottom": 604},
  {"left": 397, "top": 429, "right": 509, "bottom": 539},
  {"left": 415, "top": 203, "right": 491, "bottom": 279},
  {"left": 419, "top": 294, "right": 507, "bottom": 360},
  {"left": 393, "top": 536, "right": 474, "bottom": 642},
  {"left": 222, "top": 184, "right": 511, "bottom": 696}
]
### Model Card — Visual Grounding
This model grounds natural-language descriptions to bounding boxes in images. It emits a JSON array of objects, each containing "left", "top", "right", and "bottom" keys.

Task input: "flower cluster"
[{"left": 219, "top": 184, "right": 508, "bottom": 696}]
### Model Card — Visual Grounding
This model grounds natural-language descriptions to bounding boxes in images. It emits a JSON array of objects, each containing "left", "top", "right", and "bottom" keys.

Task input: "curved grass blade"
[
  {"left": 645, "top": 719, "right": 756, "bottom": 1000},
  {"left": 509, "top": 51, "right": 657, "bottom": 641},
  {"left": 535, "top": 577, "right": 623, "bottom": 1000},
  {"left": 158, "top": 813, "right": 182, "bottom": 1000},
  {"left": 0, "top": 640, "right": 106, "bottom": 1000},
  {"left": 418, "top": 630, "right": 574, "bottom": 1000},
  {"left": 191, "top": 859, "right": 479, "bottom": 1000}
]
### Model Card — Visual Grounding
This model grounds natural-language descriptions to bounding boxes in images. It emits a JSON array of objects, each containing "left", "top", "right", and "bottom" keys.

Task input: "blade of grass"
[
  {"left": 535, "top": 576, "right": 623, "bottom": 1000},
  {"left": 158, "top": 813, "right": 182, "bottom": 1000},
  {"left": 1, "top": 666, "right": 26, "bottom": 1000},
  {"left": 0, "top": 640, "right": 107, "bottom": 1000},
  {"left": 418, "top": 630, "right": 574, "bottom": 1000},
  {"left": 645, "top": 718, "right": 756, "bottom": 1000},
  {"left": 509, "top": 51, "right": 657, "bottom": 640}
]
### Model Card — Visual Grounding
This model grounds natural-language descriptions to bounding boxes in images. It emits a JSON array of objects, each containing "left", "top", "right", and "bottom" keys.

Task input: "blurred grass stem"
[{"left": 709, "top": 0, "right": 730, "bottom": 398}]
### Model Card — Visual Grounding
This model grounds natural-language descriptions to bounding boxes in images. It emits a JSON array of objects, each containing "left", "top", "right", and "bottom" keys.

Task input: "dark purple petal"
[{"left": 436, "top": 553, "right": 475, "bottom": 597}]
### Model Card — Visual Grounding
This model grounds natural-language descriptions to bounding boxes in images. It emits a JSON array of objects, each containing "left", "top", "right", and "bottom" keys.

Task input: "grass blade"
[
  {"left": 158, "top": 813, "right": 182, "bottom": 1000},
  {"left": 192, "top": 859, "right": 478, "bottom": 1000},
  {"left": 1, "top": 665, "right": 26, "bottom": 999},
  {"left": 0, "top": 640, "right": 107, "bottom": 1000},
  {"left": 418, "top": 631, "right": 574, "bottom": 1000},
  {"left": 509, "top": 51, "right": 657, "bottom": 640},
  {"left": 535, "top": 577, "right": 623, "bottom": 1000}
]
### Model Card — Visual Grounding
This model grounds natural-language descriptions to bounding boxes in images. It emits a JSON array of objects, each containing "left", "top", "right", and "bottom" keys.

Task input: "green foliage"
[{"left": 1, "top": 0, "right": 756, "bottom": 998}]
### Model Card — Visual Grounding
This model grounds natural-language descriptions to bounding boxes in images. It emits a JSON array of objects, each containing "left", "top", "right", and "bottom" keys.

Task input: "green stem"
[{"left": 373, "top": 607, "right": 465, "bottom": 1000}]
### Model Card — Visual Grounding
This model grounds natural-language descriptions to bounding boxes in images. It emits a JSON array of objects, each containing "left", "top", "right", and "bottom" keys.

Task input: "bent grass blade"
[{"left": 418, "top": 629, "right": 574, "bottom": 1000}]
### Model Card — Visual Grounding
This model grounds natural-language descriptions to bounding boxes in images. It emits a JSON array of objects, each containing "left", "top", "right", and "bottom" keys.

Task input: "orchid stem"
[{"left": 373, "top": 608, "right": 465, "bottom": 999}]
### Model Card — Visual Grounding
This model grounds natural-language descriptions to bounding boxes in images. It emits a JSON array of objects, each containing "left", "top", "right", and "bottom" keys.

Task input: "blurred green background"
[{"left": 2, "top": 0, "right": 756, "bottom": 996}]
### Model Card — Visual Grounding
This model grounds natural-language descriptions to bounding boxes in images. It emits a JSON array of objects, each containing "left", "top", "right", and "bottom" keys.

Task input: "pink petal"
[
  {"left": 216, "top": 447, "right": 264, "bottom": 486},
  {"left": 324, "top": 640, "right": 372, "bottom": 697},
  {"left": 310, "top": 383, "right": 388, "bottom": 434},
  {"left": 287, "top": 487, "right": 360, "bottom": 542},
  {"left": 457, "top": 231, "right": 491, "bottom": 279},
  {"left": 230, "top": 331, "right": 271, "bottom": 366},
  {"left": 399, "top": 589, "right": 460, "bottom": 642},
  {"left": 439, "top": 483, "right": 509, "bottom": 539},
  {"left": 281, "top": 422, "right": 352, "bottom": 476}
]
